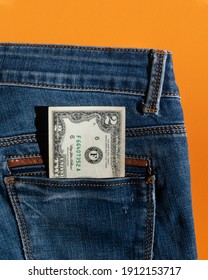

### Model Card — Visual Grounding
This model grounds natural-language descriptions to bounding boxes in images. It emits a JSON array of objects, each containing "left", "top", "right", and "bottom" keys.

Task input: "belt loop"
[{"left": 143, "top": 49, "right": 168, "bottom": 115}]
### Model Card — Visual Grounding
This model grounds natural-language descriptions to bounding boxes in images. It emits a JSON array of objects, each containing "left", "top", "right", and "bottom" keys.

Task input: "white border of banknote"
[{"left": 48, "top": 106, "right": 125, "bottom": 178}]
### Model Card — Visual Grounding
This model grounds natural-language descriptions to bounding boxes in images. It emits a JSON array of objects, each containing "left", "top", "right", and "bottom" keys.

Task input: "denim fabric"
[{"left": 0, "top": 43, "right": 197, "bottom": 260}]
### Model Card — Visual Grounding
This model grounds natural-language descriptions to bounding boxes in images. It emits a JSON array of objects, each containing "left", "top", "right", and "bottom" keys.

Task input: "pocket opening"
[{"left": 7, "top": 154, "right": 153, "bottom": 179}]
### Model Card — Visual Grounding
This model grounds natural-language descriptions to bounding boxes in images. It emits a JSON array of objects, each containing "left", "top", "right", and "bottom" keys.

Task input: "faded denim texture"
[{"left": 0, "top": 43, "right": 197, "bottom": 260}]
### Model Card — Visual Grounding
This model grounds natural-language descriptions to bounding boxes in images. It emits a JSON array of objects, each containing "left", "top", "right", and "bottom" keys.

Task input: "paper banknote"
[{"left": 48, "top": 106, "right": 125, "bottom": 178}]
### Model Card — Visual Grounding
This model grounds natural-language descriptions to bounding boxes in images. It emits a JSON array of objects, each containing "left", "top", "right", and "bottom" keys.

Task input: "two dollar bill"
[{"left": 49, "top": 107, "right": 125, "bottom": 178}]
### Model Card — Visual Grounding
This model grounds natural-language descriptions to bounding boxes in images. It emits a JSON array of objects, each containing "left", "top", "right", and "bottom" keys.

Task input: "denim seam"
[
  {"left": 149, "top": 181, "right": 154, "bottom": 259},
  {"left": 0, "top": 130, "right": 186, "bottom": 147},
  {"left": 143, "top": 106, "right": 158, "bottom": 113},
  {"left": 0, "top": 135, "right": 36, "bottom": 142},
  {"left": 125, "top": 172, "right": 144, "bottom": 177},
  {"left": 143, "top": 52, "right": 163, "bottom": 114},
  {"left": 150, "top": 51, "right": 164, "bottom": 111},
  {"left": 16, "top": 171, "right": 46, "bottom": 176},
  {"left": 15, "top": 180, "right": 146, "bottom": 187},
  {"left": 127, "top": 130, "right": 186, "bottom": 137},
  {"left": 0, "top": 139, "right": 37, "bottom": 147},
  {"left": 144, "top": 180, "right": 154, "bottom": 260},
  {"left": 127, "top": 125, "right": 186, "bottom": 133},
  {"left": 8, "top": 154, "right": 150, "bottom": 177},
  {"left": 8, "top": 154, "right": 151, "bottom": 177},
  {"left": 0, "top": 43, "right": 172, "bottom": 54},
  {"left": 128, "top": 125, "right": 185, "bottom": 131},
  {"left": 126, "top": 155, "right": 149, "bottom": 159},
  {"left": 8, "top": 154, "right": 150, "bottom": 161},
  {"left": 0, "top": 125, "right": 186, "bottom": 147},
  {"left": 162, "top": 93, "right": 180, "bottom": 97},
  {"left": 0, "top": 81, "right": 179, "bottom": 97},
  {"left": 7, "top": 154, "right": 42, "bottom": 159},
  {"left": 0, "top": 125, "right": 186, "bottom": 141},
  {"left": 144, "top": 182, "right": 151, "bottom": 259},
  {"left": 5, "top": 178, "right": 34, "bottom": 260}
]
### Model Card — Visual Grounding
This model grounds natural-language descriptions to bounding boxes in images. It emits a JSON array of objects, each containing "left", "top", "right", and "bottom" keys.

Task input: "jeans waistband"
[{"left": 0, "top": 43, "right": 179, "bottom": 100}]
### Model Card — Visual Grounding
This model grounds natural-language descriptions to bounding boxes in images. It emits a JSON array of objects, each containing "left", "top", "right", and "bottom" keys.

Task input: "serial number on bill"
[{"left": 121, "top": 266, "right": 181, "bottom": 276}]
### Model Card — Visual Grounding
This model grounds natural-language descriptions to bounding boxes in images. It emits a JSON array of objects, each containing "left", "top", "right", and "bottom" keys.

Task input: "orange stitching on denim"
[
  {"left": 143, "top": 106, "right": 158, "bottom": 113},
  {"left": 5, "top": 177, "right": 15, "bottom": 186},
  {"left": 0, "top": 81, "right": 178, "bottom": 98},
  {"left": 0, "top": 81, "right": 180, "bottom": 97},
  {"left": 144, "top": 51, "right": 166, "bottom": 113},
  {"left": 0, "top": 81, "right": 147, "bottom": 94}
]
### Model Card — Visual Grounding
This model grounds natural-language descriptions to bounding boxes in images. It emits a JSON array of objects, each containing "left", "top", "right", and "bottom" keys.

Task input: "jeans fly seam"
[{"left": 5, "top": 179, "right": 34, "bottom": 260}]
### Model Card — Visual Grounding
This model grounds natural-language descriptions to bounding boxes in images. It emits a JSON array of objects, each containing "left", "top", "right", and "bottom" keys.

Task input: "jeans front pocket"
[{"left": 4, "top": 175, "right": 155, "bottom": 260}]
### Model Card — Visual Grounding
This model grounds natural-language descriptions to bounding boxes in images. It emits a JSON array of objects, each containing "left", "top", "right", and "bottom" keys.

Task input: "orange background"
[{"left": 0, "top": 0, "right": 207, "bottom": 259}]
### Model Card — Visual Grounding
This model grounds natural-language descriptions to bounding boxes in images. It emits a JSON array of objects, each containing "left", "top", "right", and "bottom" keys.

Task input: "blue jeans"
[{"left": 0, "top": 43, "right": 197, "bottom": 259}]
